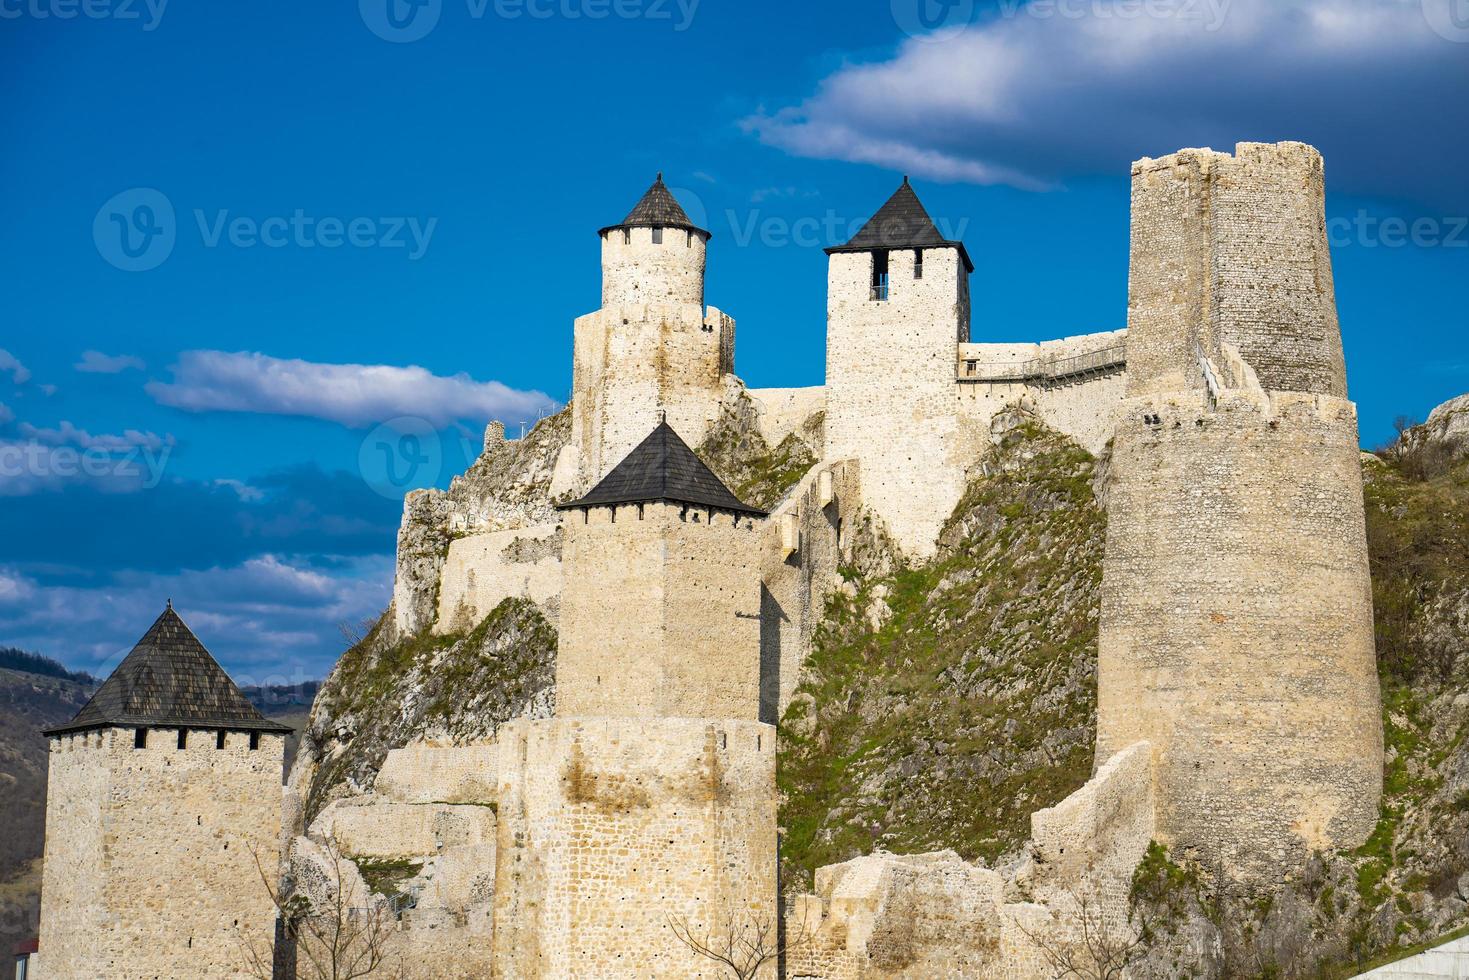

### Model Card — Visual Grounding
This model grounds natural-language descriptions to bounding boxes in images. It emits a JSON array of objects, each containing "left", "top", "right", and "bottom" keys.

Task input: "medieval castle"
[{"left": 33, "top": 140, "right": 1383, "bottom": 977}]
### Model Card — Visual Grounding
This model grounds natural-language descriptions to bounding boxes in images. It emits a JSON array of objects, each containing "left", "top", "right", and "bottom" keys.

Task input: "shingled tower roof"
[
  {"left": 44, "top": 603, "right": 291, "bottom": 737},
  {"left": 599, "top": 173, "right": 710, "bottom": 238},
  {"left": 558, "top": 420, "right": 765, "bottom": 516},
  {"left": 826, "top": 177, "right": 974, "bottom": 272}
]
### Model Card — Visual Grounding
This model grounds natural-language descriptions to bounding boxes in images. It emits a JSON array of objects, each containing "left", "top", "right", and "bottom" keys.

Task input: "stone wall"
[
  {"left": 825, "top": 246, "right": 981, "bottom": 559},
  {"left": 557, "top": 501, "right": 763, "bottom": 721},
  {"left": 375, "top": 742, "right": 500, "bottom": 804},
  {"left": 1098, "top": 390, "right": 1382, "bottom": 881},
  {"left": 758, "top": 459, "right": 861, "bottom": 723},
  {"left": 490, "top": 715, "right": 778, "bottom": 979},
  {"left": 433, "top": 523, "right": 562, "bottom": 634},
  {"left": 600, "top": 224, "right": 707, "bottom": 308},
  {"left": 746, "top": 385, "right": 827, "bottom": 451},
  {"left": 310, "top": 799, "right": 496, "bottom": 860},
  {"left": 39, "top": 726, "right": 284, "bottom": 979},
  {"left": 571, "top": 302, "right": 733, "bottom": 490}
]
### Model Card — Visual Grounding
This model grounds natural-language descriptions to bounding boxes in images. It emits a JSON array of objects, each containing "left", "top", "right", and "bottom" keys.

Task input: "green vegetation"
[
  {"left": 352, "top": 857, "right": 422, "bottom": 900},
  {"left": 779, "top": 417, "right": 1104, "bottom": 886},
  {"left": 696, "top": 395, "right": 820, "bottom": 510}
]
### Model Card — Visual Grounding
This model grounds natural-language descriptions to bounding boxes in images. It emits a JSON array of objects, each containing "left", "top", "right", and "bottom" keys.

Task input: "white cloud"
[
  {"left": 0, "top": 349, "right": 31, "bottom": 385},
  {"left": 18, "top": 421, "right": 170, "bottom": 452},
  {"left": 744, "top": 0, "right": 1469, "bottom": 209},
  {"left": 0, "top": 402, "right": 12, "bottom": 425},
  {"left": 75, "top": 350, "right": 146, "bottom": 374},
  {"left": 147, "top": 350, "right": 558, "bottom": 429},
  {"left": 0, "top": 555, "right": 393, "bottom": 682}
]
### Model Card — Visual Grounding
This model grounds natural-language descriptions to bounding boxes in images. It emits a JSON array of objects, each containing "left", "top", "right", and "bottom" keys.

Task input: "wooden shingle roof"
[
  {"left": 826, "top": 177, "right": 974, "bottom": 272},
  {"left": 598, "top": 173, "right": 709, "bottom": 237},
  {"left": 558, "top": 420, "right": 765, "bottom": 516},
  {"left": 44, "top": 604, "right": 291, "bottom": 736}
]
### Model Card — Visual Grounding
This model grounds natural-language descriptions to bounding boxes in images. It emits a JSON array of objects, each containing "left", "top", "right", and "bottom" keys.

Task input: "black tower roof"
[
  {"left": 598, "top": 173, "right": 710, "bottom": 238},
  {"left": 558, "top": 420, "right": 765, "bottom": 516},
  {"left": 826, "top": 177, "right": 974, "bottom": 273},
  {"left": 44, "top": 604, "right": 291, "bottom": 737}
]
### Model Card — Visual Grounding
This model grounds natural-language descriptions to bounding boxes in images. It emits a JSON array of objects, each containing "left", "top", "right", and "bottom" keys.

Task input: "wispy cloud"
[
  {"left": 0, "top": 402, "right": 12, "bottom": 425},
  {"left": 17, "top": 421, "right": 171, "bottom": 452},
  {"left": 0, "top": 349, "right": 31, "bottom": 385},
  {"left": 75, "top": 350, "right": 146, "bottom": 374},
  {"left": 146, "top": 350, "right": 558, "bottom": 429},
  {"left": 744, "top": 0, "right": 1469, "bottom": 210}
]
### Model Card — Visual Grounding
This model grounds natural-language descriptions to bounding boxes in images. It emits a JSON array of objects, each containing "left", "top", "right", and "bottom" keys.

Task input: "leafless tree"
[
  {"left": 337, "top": 616, "right": 378, "bottom": 649},
  {"left": 1014, "top": 886, "right": 1151, "bottom": 980},
  {"left": 240, "top": 839, "right": 403, "bottom": 980},
  {"left": 667, "top": 904, "right": 814, "bottom": 980}
]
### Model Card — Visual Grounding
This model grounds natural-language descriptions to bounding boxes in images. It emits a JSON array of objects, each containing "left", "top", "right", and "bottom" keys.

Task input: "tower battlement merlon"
[{"left": 1126, "top": 140, "right": 1345, "bottom": 400}]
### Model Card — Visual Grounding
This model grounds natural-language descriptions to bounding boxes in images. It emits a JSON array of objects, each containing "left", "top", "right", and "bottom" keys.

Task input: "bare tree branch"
[{"left": 667, "top": 904, "right": 815, "bottom": 980}]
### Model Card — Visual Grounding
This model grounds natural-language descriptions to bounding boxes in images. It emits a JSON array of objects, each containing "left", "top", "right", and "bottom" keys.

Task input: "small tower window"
[
  {"left": 871, "top": 250, "right": 890, "bottom": 301},
  {"left": 177, "top": 728, "right": 188, "bottom": 750},
  {"left": 216, "top": 730, "right": 227, "bottom": 750},
  {"left": 651, "top": 227, "right": 664, "bottom": 245},
  {"left": 249, "top": 732, "right": 261, "bottom": 751},
  {"left": 914, "top": 249, "right": 924, "bottom": 279},
  {"left": 134, "top": 727, "right": 148, "bottom": 749}
]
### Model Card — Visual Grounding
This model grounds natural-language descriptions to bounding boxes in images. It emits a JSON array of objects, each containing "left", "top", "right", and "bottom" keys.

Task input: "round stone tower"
[
  {"left": 598, "top": 172, "right": 709, "bottom": 308},
  {"left": 1098, "top": 143, "right": 1382, "bottom": 883},
  {"left": 572, "top": 175, "right": 734, "bottom": 489}
]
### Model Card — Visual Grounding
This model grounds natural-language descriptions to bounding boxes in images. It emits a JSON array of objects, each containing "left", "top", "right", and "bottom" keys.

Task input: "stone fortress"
[{"left": 34, "top": 141, "right": 1383, "bottom": 978}]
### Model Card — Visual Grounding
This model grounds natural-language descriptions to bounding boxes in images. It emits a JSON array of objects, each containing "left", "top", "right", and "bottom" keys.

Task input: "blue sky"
[{"left": 1, "top": 0, "right": 1465, "bottom": 682}]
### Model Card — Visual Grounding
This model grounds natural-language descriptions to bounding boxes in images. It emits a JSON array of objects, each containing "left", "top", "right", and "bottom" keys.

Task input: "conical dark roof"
[
  {"left": 826, "top": 177, "right": 974, "bottom": 272},
  {"left": 558, "top": 420, "right": 765, "bottom": 516},
  {"left": 599, "top": 173, "right": 709, "bottom": 237},
  {"left": 44, "top": 604, "right": 290, "bottom": 736}
]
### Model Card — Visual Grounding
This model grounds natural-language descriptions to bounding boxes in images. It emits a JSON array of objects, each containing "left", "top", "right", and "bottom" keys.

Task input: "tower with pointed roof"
[
  {"left": 572, "top": 174, "right": 736, "bottom": 491},
  {"left": 37, "top": 605, "right": 288, "bottom": 979},
  {"left": 824, "top": 176, "right": 979, "bottom": 558},
  {"left": 555, "top": 418, "right": 766, "bottom": 719}
]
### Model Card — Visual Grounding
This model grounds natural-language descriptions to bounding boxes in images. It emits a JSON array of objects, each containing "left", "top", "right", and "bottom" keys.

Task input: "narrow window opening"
[
  {"left": 651, "top": 227, "right": 664, "bottom": 245},
  {"left": 686, "top": 231, "right": 693, "bottom": 247},
  {"left": 177, "top": 728, "right": 188, "bottom": 750},
  {"left": 216, "top": 730, "right": 226, "bottom": 750},
  {"left": 637, "top": 504, "right": 645, "bottom": 520},
  {"left": 134, "top": 727, "right": 148, "bottom": 750},
  {"left": 914, "top": 249, "right": 924, "bottom": 279},
  {"left": 623, "top": 229, "right": 631, "bottom": 244},
  {"left": 249, "top": 732, "right": 261, "bottom": 751},
  {"left": 870, "top": 250, "right": 890, "bottom": 301}
]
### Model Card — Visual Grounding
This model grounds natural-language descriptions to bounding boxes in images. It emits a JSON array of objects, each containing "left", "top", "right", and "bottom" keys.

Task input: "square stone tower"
[
  {"left": 572, "top": 175, "right": 735, "bottom": 490},
  {"left": 38, "top": 604, "right": 288, "bottom": 979},
  {"left": 555, "top": 419, "right": 767, "bottom": 720},
  {"left": 824, "top": 178, "right": 978, "bottom": 558}
]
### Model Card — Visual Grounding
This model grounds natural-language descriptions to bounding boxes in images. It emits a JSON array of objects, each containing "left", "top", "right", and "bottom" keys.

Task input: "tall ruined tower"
[
  {"left": 1098, "top": 143, "right": 1382, "bottom": 882},
  {"left": 572, "top": 175, "right": 735, "bottom": 489},
  {"left": 38, "top": 604, "right": 288, "bottom": 978},
  {"left": 824, "top": 178, "right": 976, "bottom": 558},
  {"left": 489, "top": 421, "right": 777, "bottom": 977}
]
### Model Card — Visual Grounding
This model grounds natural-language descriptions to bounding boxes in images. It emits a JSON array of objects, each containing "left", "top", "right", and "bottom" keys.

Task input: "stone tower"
[
  {"left": 38, "top": 604, "right": 289, "bottom": 978},
  {"left": 1097, "top": 143, "right": 1382, "bottom": 882},
  {"left": 572, "top": 175, "right": 736, "bottom": 489},
  {"left": 555, "top": 418, "right": 767, "bottom": 720},
  {"left": 824, "top": 177, "right": 977, "bottom": 558},
  {"left": 487, "top": 421, "right": 776, "bottom": 977}
]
